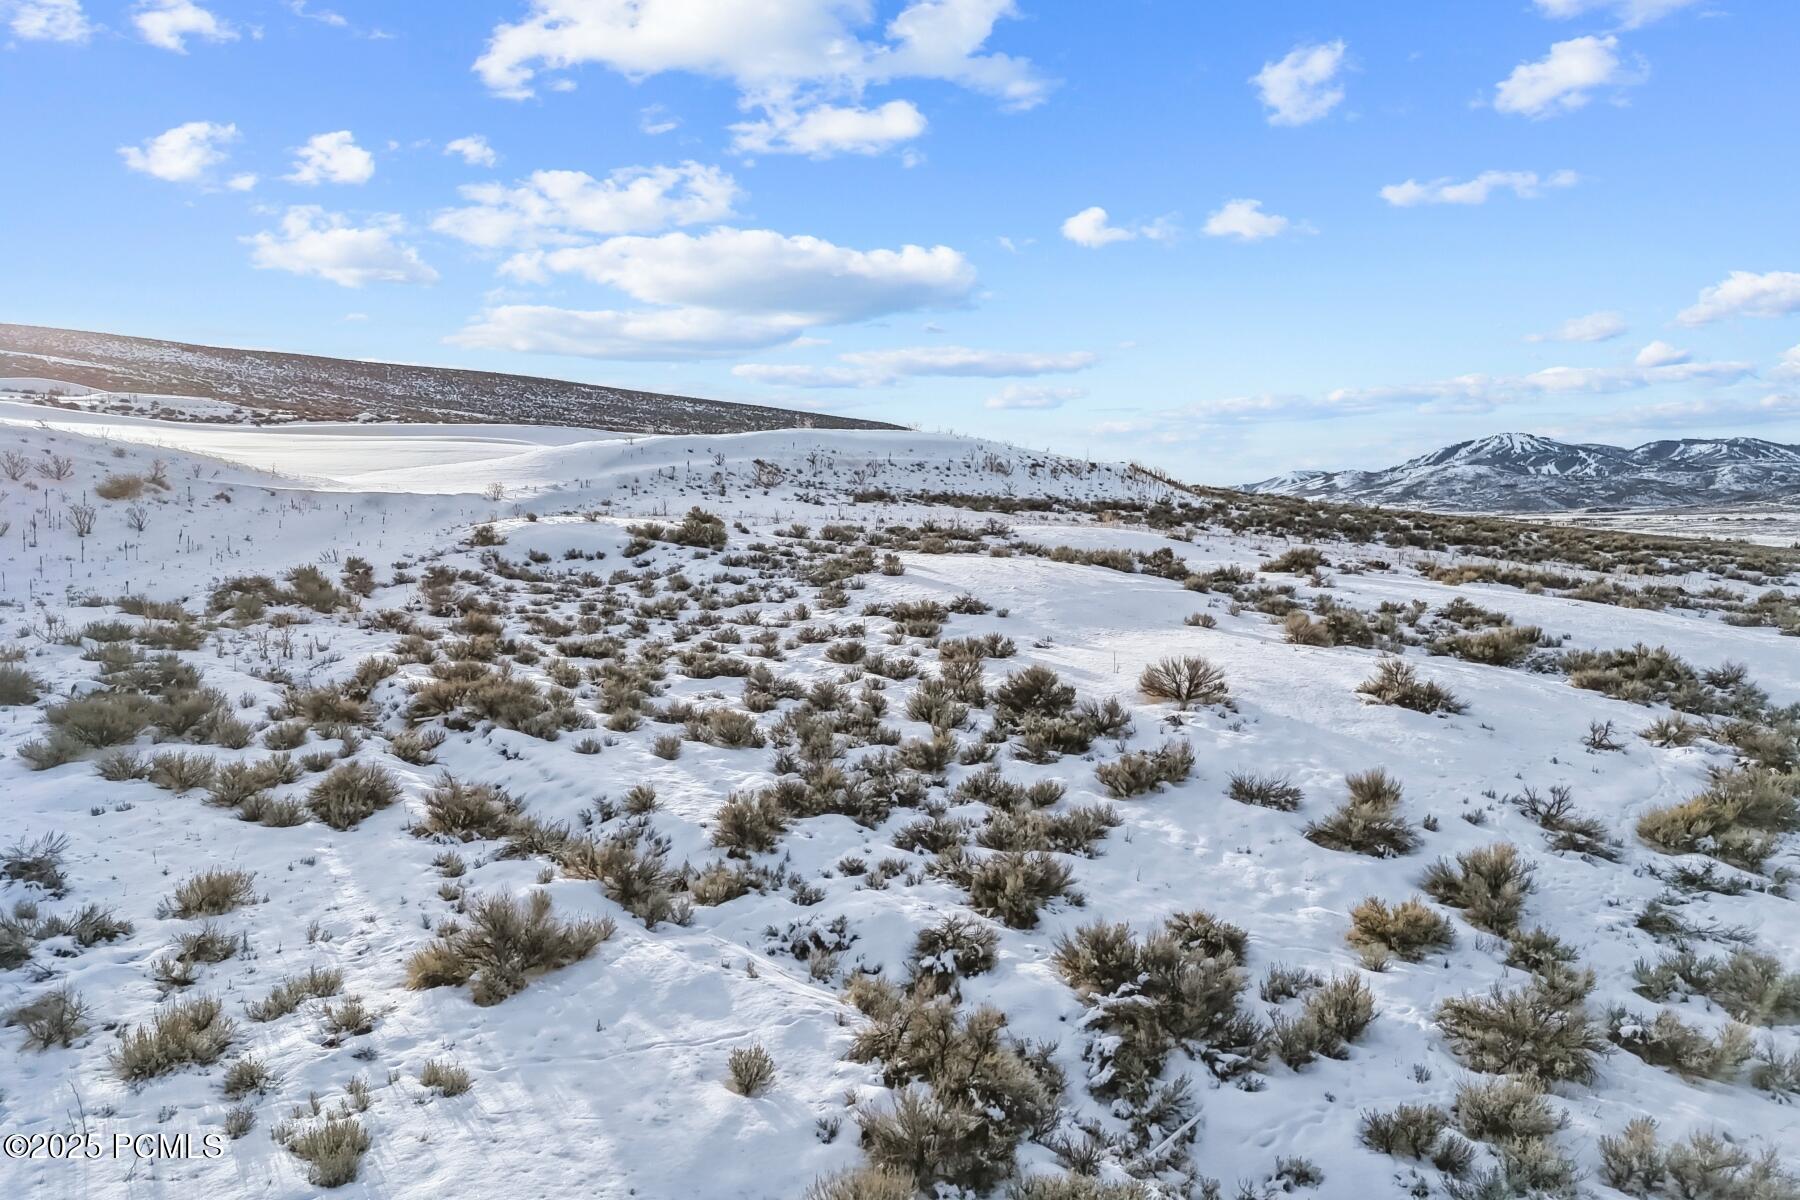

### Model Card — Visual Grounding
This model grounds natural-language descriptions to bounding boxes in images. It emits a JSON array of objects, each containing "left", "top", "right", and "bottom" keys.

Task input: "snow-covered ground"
[{"left": 1, "top": 411, "right": 1797, "bottom": 1199}]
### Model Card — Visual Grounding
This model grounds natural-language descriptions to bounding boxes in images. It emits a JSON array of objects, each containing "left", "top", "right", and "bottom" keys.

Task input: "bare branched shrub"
[
  {"left": 5, "top": 985, "right": 90, "bottom": 1050},
  {"left": 803, "top": 1167, "right": 917, "bottom": 1200},
  {"left": 712, "top": 790, "right": 791, "bottom": 856},
  {"left": 413, "top": 775, "right": 521, "bottom": 841},
  {"left": 908, "top": 913, "right": 999, "bottom": 993},
  {"left": 1227, "top": 772, "right": 1303, "bottom": 811},
  {"left": 1138, "top": 655, "right": 1229, "bottom": 710}
]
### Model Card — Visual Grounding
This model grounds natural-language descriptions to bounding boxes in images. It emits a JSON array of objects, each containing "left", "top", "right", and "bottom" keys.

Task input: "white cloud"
[
  {"left": 987, "top": 384, "right": 1085, "bottom": 410},
  {"left": 473, "top": 0, "right": 1048, "bottom": 158},
  {"left": 639, "top": 105, "right": 680, "bottom": 135},
  {"left": 1526, "top": 311, "right": 1627, "bottom": 344},
  {"left": 9, "top": 0, "right": 92, "bottom": 41},
  {"left": 1676, "top": 270, "right": 1800, "bottom": 326},
  {"left": 286, "top": 131, "right": 375, "bottom": 185},
  {"left": 1202, "top": 198, "right": 1292, "bottom": 243},
  {"left": 1060, "top": 206, "right": 1134, "bottom": 249},
  {"left": 1251, "top": 40, "right": 1347, "bottom": 126},
  {"left": 1381, "top": 169, "right": 1578, "bottom": 207},
  {"left": 1328, "top": 358, "right": 1754, "bottom": 412},
  {"left": 444, "top": 135, "right": 498, "bottom": 167},
  {"left": 731, "top": 99, "right": 926, "bottom": 157},
  {"left": 226, "top": 172, "right": 258, "bottom": 191},
  {"left": 456, "top": 227, "right": 977, "bottom": 361},
  {"left": 132, "top": 0, "right": 235, "bottom": 52},
  {"left": 735, "top": 345, "right": 1094, "bottom": 389},
  {"left": 507, "top": 227, "right": 975, "bottom": 324},
  {"left": 245, "top": 207, "right": 437, "bottom": 288},
  {"left": 118, "top": 120, "right": 238, "bottom": 183},
  {"left": 1635, "top": 340, "right": 1690, "bottom": 367},
  {"left": 432, "top": 162, "right": 739, "bottom": 249},
  {"left": 450, "top": 306, "right": 809, "bottom": 360},
  {"left": 286, "top": 0, "right": 347, "bottom": 26},
  {"left": 1777, "top": 345, "right": 1800, "bottom": 380},
  {"left": 1495, "top": 35, "right": 1638, "bottom": 118},
  {"left": 1532, "top": 0, "right": 1699, "bottom": 29}
]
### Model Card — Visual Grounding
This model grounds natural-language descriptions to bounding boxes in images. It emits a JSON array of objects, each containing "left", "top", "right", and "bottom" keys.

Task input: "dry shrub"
[
  {"left": 405, "top": 891, "right": 613, "bottom": 1006},
  {"left": 1636, "top": 766, "right": 1798, "bottom": 872},
  {"left": 1435, "top": 968, "right": 1605, "bottom": 1083},
  {"left": 112, "top": 995, "right": 235, "bottom": 1080},
  {"left": 420, "top": 1057, "right": 473, "bottom": 1096},
  {"left": 1357, "top": 657, "right": 1467, "bottom": 715},
  {"left": 1227, "top": 772, "right": 1303, "bottom": 811},
  {"left": 307, "top": 762, "right": 402, "bottom": 830},
  {"left": 159, "top": 868, "right": 255, "bottom": 919},
  {"left": 1304, "top": 769, "right": 1418, "bottom": 858},
  {"left": 279, "top": 1115, "right": 369, "bottom": 1188},
  {"left": 246, "top": 965, "right": 343, "bottom": 1021},
  {"left": 726, "top": 1043, "right": 776, "bottom": 1096},
  {"left": 1094, "top": 739, "right": 1195, "bottom": 798},
  {"left": 1348, "top": 896, "right": 1454, "bottom": 962},
  {"left": 5, "top": 985, "right": 90, "bottom": 1050},
  {"left": 1419, "top": 842, "right": 1535, "bottom": 935},
  {"left": 935, "top": 848, "right": 1077, "bottom": 929},
  {"left": 1138, "top": 655, "right": 1229, "bottom": 710}
]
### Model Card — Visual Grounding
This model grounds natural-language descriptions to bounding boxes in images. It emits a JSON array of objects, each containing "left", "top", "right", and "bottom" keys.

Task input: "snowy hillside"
[
  {"left": 3, "top": 410, "right": 1800, "bottom": 1200},
  {"left": 1245, "top": 433, "right": 1800, "bottom": 513},
  {"left": 0, "top": 323, "right": 898, "bottom": 433}
]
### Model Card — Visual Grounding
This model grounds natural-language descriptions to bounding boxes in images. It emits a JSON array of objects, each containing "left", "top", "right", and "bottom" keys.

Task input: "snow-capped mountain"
[{"left": 1244, "top": 432, "right": 1800, "bottom": 512}]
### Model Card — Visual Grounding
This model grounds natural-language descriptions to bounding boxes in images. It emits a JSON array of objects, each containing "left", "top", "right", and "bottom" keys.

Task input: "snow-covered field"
[{"left": 2, "top": 408, "right": 1798, "bottom": 1200}]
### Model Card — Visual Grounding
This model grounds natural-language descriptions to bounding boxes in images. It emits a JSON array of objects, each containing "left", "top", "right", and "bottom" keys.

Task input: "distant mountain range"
[
  {"left": 0, "top": 323, "right": 896, "bottom": 434},
  {"left": 1243, "top": 432, "right": 1800, "bottom": 512}
]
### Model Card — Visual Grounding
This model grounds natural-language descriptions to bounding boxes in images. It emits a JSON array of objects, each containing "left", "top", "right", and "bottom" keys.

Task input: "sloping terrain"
[
  {"left": 1246, "top": 433, "right": 1800, "bottom": 513},
  {"left": 0, "top": 323, "right": 897, "bottom": 433},
  {"left": 2, "top": 412, "right": 1799, "bottom": 1200}
]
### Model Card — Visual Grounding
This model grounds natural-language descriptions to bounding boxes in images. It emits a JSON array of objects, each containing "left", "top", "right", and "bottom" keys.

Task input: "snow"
[{"left": 1, "top": 412, "right": 1797, "bottom": 1198}]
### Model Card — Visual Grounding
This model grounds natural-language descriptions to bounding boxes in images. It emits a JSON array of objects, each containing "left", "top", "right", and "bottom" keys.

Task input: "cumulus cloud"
[
  {"left": 450, "top": 305, "right": 806, "bottom": 359},
  {"left": 472, "top": 0, "right": 1046, "bottom": 158},
  {"left": 1526, "top": 311, "right": 1627, "bottom": 344},
  {"left": 1777, "top": 345, "right": 1800, "bottom": 380},
  {"left": 986, "top": 384, "right": 1085, "bottom": 410},
  {"left": 1250, "top": 40, "right": 1347, "bottom": 126},
  {"left": 1202, "top": 198, "right": 1295, "bottom": 243},
  {"left": 455, "top": 227, "right": 977, "bottom": 361},
  {"left": 245, "top": 207, "right": 437, "bottom": 288},
  {"left": 1676, "top": 270, "right": 1800, "bottom": 326},
  {"left": 1635, "top": 340, "right": 1690, "bottom": 368},
  {"left": 736, "top": 344, "right": 1095, "bottom": 388},
  {"left": 444, "top": 135, "right": 498, "bottom": 167},
  {"left": 1533, "top": 0, "right": 1699, "bottom": 29},
  {"left": 506, "top": 227, "right": 974, "bottom": 321},
  {"left": 1380, "top": 169, "right": 1578, "bottom": 207},
  {"left": 9, "top": 0, "right": 92, "bottom": 41},
  {"left": 1495, "top": 35, "right": 1640, "bottom": 118},
  {"left": 434, "top": 163, "right": 739, "bottom": 249},
  {"left": 731, "top": 99, "right": 926, "bottom": 157},
  {"left": 118, "top": 120, "right": 238, "bottom": 183},
  {"left": 132, "top": 0, "right": 235, "bottom": 52},
  {"left": 1060, "top": 206, "right": 1133, "bottom": 249},
  {"left": 285, "top": 131, "right": 376, "bottom": 186}
]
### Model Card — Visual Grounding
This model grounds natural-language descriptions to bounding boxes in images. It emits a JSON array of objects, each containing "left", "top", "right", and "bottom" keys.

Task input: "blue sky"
[{"left": 4, "top": 0, "right": 1798, "bottom": 482}]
